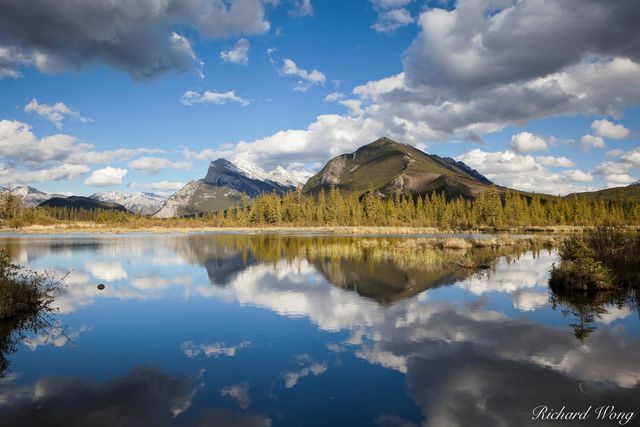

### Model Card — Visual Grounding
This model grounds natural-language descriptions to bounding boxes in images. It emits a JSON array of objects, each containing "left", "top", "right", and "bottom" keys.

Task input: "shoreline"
[{"left": 1, "top": 224, "right": 635, "bottom": 235}]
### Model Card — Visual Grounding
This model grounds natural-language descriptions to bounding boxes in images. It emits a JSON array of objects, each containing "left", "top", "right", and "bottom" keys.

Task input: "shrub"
[{"left": 0, "top": 251, "right": 59, "bottom": 319}]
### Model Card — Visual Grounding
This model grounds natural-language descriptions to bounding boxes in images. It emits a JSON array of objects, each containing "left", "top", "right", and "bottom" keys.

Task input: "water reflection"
[
  {"left": 0, "top": 234, "right": 638, "bottom": 426},
  {"left": 0, "top": 366, "right": 270, "bottom": 427}
]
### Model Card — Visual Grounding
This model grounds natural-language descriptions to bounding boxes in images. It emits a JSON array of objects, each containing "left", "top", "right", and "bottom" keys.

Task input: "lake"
[{"left": 0, "top": 233, "right": 638, "bottom": 426}]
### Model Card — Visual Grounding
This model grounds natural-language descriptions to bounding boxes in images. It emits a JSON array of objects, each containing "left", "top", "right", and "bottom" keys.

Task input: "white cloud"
[
  {"left": 181, "top": 90, "right": 250, "bottom": 106},
  {"left": 129, "top": 157, "right": 191, "bottom": 174},
  {"left": 0, "top": 119, "right": 161, "bottom": 167},
  {"left": 621, "top": 147, "right": 640, "bottom": 167},
  {"left": 606, "top": 148, "right": 625, "bottom": 157},
  {"left": 84, "top": 167, "right": 128, "bottom": 187},
  {"left": 24, "top": 99, "right": 91, "bottom": 129},
  {"left": 594, "top": 160, "right": 638, "bottom": 187},
  {"left": 220, "top": 38, "right": 249, "bottom": 65},
  {"left": 0, "top": 46, "right": 33, "bottom": 78},
  {"left": 85, "top": 260, "right": 128, "bottom": 282},
  {"left": 289, "top": 0, "right": 314, "bottom": 17},
  {"left": 512, "top": 291, "right": 549, "bottom": 312},
  {"left": 128, "top": 181, "right": 186, "bottom": 192},
  {"left": 324, "top": 92, "right": 345, "bottom": 102},
  {"left": 181, "top": 340, "right": 251, "bottom": 358},
  {"left": 591, "top": 119, "right": 630, "bottom": 140},
  {"left": 535, "top": 156, "right": 575, "bottom": 168},
  {"left": 510, "top": 132, "right": 548, "bottom": 153},
  {"left": 279, "top": 58, "right": 326, "bottom": 91},
  {"left": 456, "top": 149, "right": 595, "bottom": 194},
  {"left": 370, "top": 0, "right": 414, "bottom": 33},
  {"left": 563, "top": 169, "right": 593, "bottom": 183},
  {"left": 221, "top": 382, "right": 250, "bottom": 409},
  {"left": 371, "top": 8, "right": 414, "bottom": 33},
  {"left": 339, "top": 99, "right": 364, "bottom": 116},
  {"left": 0, "top": 163, "right": 90, "bottom": 185},
  {"left": 580, "top": 134, "right": 605, "bottom": 150}
]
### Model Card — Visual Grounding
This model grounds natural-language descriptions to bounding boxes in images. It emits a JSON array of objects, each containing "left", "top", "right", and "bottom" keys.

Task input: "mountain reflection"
[{"left": 1, "top": 234, "right": 639, "bottom": 426}]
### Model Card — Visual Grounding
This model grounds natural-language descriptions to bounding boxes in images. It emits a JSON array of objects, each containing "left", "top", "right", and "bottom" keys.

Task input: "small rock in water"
[{"left": 97, "top": 284, "right": 106, "bottom": 290}]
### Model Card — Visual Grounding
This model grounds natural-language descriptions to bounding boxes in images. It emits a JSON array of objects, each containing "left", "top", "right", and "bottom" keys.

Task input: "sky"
[{"left": 0, "top": 0, "right": 639, "bottom": 196}]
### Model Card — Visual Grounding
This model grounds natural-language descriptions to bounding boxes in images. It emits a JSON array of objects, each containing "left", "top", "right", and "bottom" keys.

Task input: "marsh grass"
[{"left": 550, "top": 228, "right": 640, "bottom": 292}]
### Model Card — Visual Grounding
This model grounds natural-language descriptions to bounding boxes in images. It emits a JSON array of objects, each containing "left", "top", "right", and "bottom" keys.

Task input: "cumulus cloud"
[
  {"left": 0, "top": 162, "right": 90, "bottom": 185},
  {"left": 563, "top": 169, "right": 593, "bottom": 183},
  {"left": 0, "top": 119, "right": 164, "bottom": 186},
  {"left": 591, "top": 119, "right": 630, "bottom": 140},
  {"left": 289, "top": 0, "right": 314, "bottom": 17},
  {"left": 181, "top": 90, "right": 250, "bottom": 106},
  {"left": 580, "top": 134, "right": 605, "bottom": 150},
  {"left": 456, "top": 149, "right": 594, "bottom": 194},
  {"left": 0, "top": 0, "right": 273, "bottom": 79},
  {"left": 24, "top": 98, "right": 91, "bottom": 129},
  {"left": 84, "top": 167, "right": 128, "bottom": 187},
  {"left": 220, "top": 38, "right": 249, "bottom": 65},
  {"left": 129, "top": 157, "right": 192, "bottom": 174},
  {"left": 276, "top": 56, "right": 326, "bottom": 92},
  {"left": 403, "top": 0, "right": 640, "bottom": 91},
  {"left": 510, "top": 132, "right": 548, "bottom": 153},
  {"left": 219, "top": 46, "right": 640, "bottom": 172},
  {"left": 535, "top": 156, "right": 575, "bottom": 168},
  {"left": 0, "top": 46, "right": 32, "bottom": 78},
  {"left": 370, "top": 0, "right": 414, "bottom": 33},
  {"left": 594, "top": 164, "right": 637, "bottom": 187},
  {"left": 324, "top": 92, "right": 345, "bottom": 102}
]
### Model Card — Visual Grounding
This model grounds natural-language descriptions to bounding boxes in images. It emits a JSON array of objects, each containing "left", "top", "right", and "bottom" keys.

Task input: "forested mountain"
[{"left": 38, "top": 196, "right": 129, "bottom": 212}]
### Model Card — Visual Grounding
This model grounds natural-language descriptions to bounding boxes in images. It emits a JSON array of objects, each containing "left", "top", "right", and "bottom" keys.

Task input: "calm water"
[{"left": 0, "top": 233, "right": 638, "bottom": 427}]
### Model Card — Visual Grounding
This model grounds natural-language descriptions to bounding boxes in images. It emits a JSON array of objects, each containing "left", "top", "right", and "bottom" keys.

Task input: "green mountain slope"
[
  {"left": 302, "top": 137, "right": 492, "bottom": 199},
  {"left": 567, "top": 185, "right": 640, "bottom": 202}
]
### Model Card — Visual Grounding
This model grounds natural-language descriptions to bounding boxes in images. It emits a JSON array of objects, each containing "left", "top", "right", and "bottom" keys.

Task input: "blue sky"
[{"left": 1, "top": 0, "right": 639, "bottom": 196}]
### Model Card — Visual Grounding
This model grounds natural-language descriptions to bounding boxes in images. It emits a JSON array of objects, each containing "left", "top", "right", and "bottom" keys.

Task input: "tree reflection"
[{"left": 549, "top": 285, "right": 639, "bottom": 342}]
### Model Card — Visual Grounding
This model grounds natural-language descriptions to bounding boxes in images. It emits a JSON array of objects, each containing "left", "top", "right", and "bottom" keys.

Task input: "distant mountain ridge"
[
  {"left": 90, "top": 191, "right": 166, "bottom": 215},
  {"left": 1, "top": 186, "right": 68, "bottom": 207},
  {"left": 302, "top": 137, "right": 493, "bottom": 199},
  {"left": 154, "top": 158, "right": 299, "bottom": 218},
  {"left": 39, "top": 196, "right": 129, "bottom": 212}
]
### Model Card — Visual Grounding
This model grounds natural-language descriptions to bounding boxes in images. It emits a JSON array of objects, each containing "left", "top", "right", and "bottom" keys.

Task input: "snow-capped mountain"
[
  {"left": 1, "top": 186, "right": 68, "bottom": 207},
  {"left": 230, "top": 156, "right": 314, "bottom": 188},
  {"left": 154, "top": 158, "right": 304, "bottom": 218},
  {"left": 629, "top": 180, "right": 640, "bottom": 187},
  {"left": 90, "top": 191, "right": 166, "bottom": 215}
]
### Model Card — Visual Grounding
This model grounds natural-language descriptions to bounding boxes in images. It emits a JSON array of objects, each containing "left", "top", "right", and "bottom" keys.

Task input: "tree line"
[{"left": 1, "top": 186, "right": 639, "bottom": 229}]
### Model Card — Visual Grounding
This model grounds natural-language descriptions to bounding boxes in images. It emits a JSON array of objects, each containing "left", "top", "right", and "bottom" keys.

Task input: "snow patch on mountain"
[
  {"left": 230, "top": 156, "right": 314, "bottom": 188},
  {"left": 1, "top": 186, "right": 67, "bottom": 207},
  {"left": 90, "top": 191, "right": 166, "bottom": 215}
]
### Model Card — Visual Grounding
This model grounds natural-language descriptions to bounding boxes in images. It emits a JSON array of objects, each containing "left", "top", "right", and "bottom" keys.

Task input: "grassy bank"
[
  {"left": 549, "top": 228, "right": 640, "bottom": 292},
  {"left": 3, "top": 222, "right": 638, "bottom": 235}
]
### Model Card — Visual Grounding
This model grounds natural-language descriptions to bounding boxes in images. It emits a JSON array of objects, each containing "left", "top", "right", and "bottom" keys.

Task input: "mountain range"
[
  {"left": 2, "top": 137, "right": 639, "bottom": 217},
  {"left": 90, "top": 192, "right": 166, "bottom": 215}
]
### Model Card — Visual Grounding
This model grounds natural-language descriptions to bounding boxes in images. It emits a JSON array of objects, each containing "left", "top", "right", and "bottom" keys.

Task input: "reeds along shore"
[
  {"left": 550, "top": 228, "right": 640, "bottom": 292},
  {"left": 1, "top": 186, "right": 640, "bottom": 230}
]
